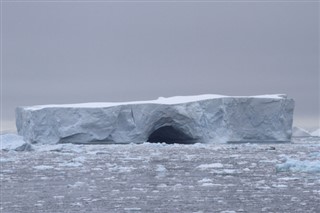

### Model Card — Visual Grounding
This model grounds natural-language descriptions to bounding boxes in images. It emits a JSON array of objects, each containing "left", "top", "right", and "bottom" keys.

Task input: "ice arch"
[{"left": 147, "top": 125, "right": 196, "bottom": 144}]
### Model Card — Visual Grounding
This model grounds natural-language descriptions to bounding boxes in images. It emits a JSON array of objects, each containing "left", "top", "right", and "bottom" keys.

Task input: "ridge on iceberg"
[
  {"left": 15, "top": 94, "right": 294, "bottom": 144},
  {"left": 292, "top": 126, "right": 311, "bottom": 137}
]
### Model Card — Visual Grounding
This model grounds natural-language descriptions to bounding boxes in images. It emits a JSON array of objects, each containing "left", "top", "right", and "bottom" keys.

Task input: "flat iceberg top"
[{"left": 24, "top": 94, "right": 287, "bottom": 111}]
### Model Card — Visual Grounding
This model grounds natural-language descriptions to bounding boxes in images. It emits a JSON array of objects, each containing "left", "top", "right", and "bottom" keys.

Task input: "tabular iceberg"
[{"left": 16, "top": 94, "right": 294, "bottom": 144}]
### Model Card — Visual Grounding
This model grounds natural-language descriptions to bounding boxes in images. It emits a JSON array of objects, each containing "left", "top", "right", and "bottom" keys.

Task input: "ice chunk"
[
  {"left": 33, "top": 165, "right": 54, "bottom": 170},
  {"left": 0, "top": 133, "right": 33, "bottom": 151},
  {"left": 197, "top": 163, "right": 224, "bottom": 169},
  {"left": 15, "top": 94, "right": 294, "bottom": 144},
  {"left": 276, "top": 158, "right": 320, "bottom": 173}
]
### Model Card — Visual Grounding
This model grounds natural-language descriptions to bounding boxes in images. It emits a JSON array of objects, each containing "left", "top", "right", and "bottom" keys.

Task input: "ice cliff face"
[{"left": 16, "top": 94, "right": 294, "bottom": 144}]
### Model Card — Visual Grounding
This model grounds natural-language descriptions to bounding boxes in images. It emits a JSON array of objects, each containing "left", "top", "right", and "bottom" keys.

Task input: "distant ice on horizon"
[
  {"left": 292, "top": 126, "right": 311, "bottom": 137},
  {"left": 311, "top": 129, "right": 320, "bottom": 137}
]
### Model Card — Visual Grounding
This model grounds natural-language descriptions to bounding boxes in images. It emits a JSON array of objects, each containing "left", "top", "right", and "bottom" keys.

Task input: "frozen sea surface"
[{"left": 1, "top": 137, "right": 320, "bottom": 213}]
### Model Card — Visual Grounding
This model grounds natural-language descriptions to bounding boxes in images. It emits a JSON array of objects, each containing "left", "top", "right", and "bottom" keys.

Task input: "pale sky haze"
[{"left": 1, "top": 0, "right": 319, "bottom": 132}]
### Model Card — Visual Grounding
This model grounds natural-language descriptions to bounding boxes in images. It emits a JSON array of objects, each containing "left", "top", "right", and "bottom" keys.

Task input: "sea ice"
[{"left": 197, "top": 163, "right": 224, "bottom": 169}]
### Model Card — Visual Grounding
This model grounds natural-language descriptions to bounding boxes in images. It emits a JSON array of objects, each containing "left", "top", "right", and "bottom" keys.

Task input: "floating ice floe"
[
  {"left": 276, "top": 157, "right": 320, "bottom": 173},
  {"left": 197, "top": 163, "right": 224, "bottom": 169},
  {"left": 0, "top": 133, "right": 33, "bottom": 151}
]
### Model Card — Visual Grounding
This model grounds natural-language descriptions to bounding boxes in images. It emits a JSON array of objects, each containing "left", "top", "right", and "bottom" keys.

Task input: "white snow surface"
[
  {"left": 24, "top": 94, "right": 286, "bottom": 110},
  {"left": 16, "top": 94, "right": 294, "bottom": 144},
  {"left": 311, "top": 129, "right": 320, "bottom": 137},
  {"left": 292, "top": 126, "right": 311, "bottom": 137}
]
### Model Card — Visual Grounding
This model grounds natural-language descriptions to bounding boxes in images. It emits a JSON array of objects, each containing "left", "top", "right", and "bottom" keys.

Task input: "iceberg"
[
  {"left": 292, "top": 126, "right": 311, "bottom": 137},
  {"left": 0, "top": 133, "right": 33, "bottom": 151},
  {"left": 311, "top": 129, "right": 320, "bottom": 137},
  {"left": 15, "top": 94, "right": 294, "bottom": 144}
]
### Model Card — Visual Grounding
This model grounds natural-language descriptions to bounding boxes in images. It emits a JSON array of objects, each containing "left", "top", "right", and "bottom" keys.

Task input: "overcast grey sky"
[{"left": 1, "top": 0, "right": 319, "bottom": 131}]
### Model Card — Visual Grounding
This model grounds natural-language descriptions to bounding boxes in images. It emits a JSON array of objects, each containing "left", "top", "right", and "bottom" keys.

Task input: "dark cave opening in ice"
[{"left": 147, "top": 126, "right": 196, "bottom": 144}]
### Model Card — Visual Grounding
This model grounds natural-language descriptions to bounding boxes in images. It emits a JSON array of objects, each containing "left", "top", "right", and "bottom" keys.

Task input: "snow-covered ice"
[
  {"left": 16, "top": 94, "right": 294, "bottom": 144},
  {"left": 21, "top": 94, "right": 286, "bottom": 110}
]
